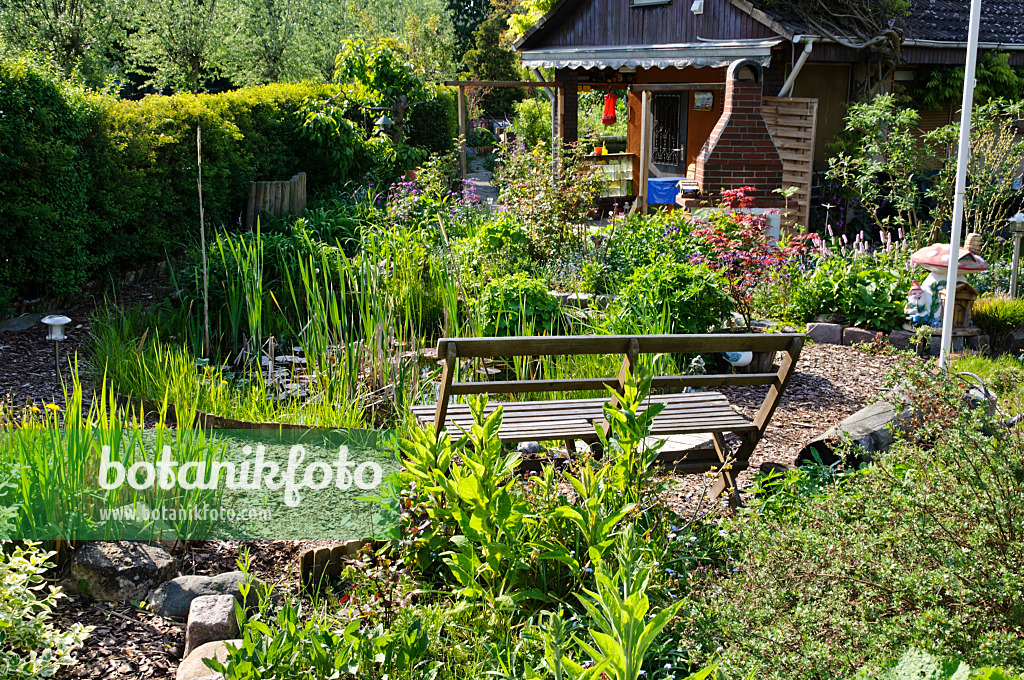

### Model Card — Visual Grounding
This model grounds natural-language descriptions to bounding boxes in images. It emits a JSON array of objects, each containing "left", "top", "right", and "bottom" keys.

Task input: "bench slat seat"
[
  {"left": 410, "top": 392, "right": 756, "bottom": 443},
  {"left": 412, "top": 333, "right": 804, "bottom": 508}
]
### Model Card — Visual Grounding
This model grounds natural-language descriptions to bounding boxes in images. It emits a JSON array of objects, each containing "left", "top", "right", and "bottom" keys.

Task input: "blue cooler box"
[{"left": 647, "top": 177, "right": 684, "bottom": 205}]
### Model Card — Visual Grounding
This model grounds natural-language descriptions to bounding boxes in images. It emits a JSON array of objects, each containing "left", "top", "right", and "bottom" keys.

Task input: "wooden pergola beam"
[{"left": 444, "top": 80, "right": 561, "bottom": 88}]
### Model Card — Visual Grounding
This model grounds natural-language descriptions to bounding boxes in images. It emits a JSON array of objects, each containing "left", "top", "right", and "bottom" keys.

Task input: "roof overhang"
[{"left": 519, "top": 39, "right": 782, "bottom": 70}]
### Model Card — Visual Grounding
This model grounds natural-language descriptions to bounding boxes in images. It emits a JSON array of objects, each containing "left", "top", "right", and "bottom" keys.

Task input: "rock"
[
  {"left": 176, "top": 639, "right": 240, "bottom": 680},
  {"left": 843, "top": 327, "right": 879, "bottom": 346},
  {"left": 806, "top": 322, "right": 842, "bottom": 345},
  {"left": 516, "top": 441, "right": 543, "bottom": 455},
  {"left": 888, "top": 329, "right": 914, "bottom": 350},
  {"left": 1005, "top": 328, "right": 1024, "bottom": 356},
  {"left": 795, "top": 397, "right": 912, "bottom": 468},
  {"left": 66, "top": 542, "right": 177, "bottom": 602},
  {"left": 148, "top": 571, "right": 251, "bottom": 622},
  {"left": 184, "top": 595, "right": 239, "bottom": 658},
  {"left": 966, "top": 334, "right": 990, "bottom": 352}
]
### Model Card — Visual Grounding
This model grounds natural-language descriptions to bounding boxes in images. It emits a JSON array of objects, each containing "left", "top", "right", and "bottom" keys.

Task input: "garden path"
[{"left": 466, "top": 154, "right": 498, "bottom": 205}]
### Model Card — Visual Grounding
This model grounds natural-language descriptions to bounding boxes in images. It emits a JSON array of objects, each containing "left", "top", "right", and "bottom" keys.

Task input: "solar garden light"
[
  {"left": 41, "top": 314, "right": 70, "bottom": 382},
  {"left": 1009, "top": 212, "right": 1024, "bottom": 299},
  {"left": 375, "top": 114, "right": 395, "bottom": 141}
]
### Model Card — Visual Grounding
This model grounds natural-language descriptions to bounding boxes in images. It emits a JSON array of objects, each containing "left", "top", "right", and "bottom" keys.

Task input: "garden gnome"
[{"left": 905, "top": 281, "right": 928, "bottom": 324}]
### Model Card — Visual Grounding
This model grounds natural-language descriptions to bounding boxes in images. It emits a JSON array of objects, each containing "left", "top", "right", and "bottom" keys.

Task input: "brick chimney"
[{"left": 694, "top": 60, "right": 783, "bottom": 198}]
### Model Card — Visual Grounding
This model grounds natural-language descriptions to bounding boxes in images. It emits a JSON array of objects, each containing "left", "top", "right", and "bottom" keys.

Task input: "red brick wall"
[{"left": 694, "top": 63, "right": 783, "bottom": 199}]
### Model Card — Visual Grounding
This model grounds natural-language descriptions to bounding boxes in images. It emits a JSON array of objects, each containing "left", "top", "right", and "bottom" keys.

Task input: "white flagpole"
[{"left": 939, "top": 0, "right": 984, "bottom": 368}]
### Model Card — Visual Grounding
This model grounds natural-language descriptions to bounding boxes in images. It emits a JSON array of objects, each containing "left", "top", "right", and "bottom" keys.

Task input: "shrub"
[
  {"left": 681, "top": 366, "right": 1024, "bottom": 678},
  {"left": 406, "top": 86, "right": 459, "bottom": 155},
  {"left": 475, "top": 273, "right": 560, "bottom": 336},
  {"left": 789, "top": 255, "right": 908, "bottom": 330},
  {"left": 511, "top": 96, "right": 552, "bottom": 150},
  {"left": 0, "top": 543, "right": 91, "bottom": 678},
  {"left": 0, "top": 55, "right": 349, "bottom": 307},
  {"left": 972, "top": 294, "right": 1024, "bottom": 349},
  {"left": 608, "top": 261, "right": 733, "bottom": 335}
]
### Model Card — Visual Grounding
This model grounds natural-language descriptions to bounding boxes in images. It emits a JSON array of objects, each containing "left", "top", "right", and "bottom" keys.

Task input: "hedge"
[{"left": 0, "top": 57, "right": 378, "bottom": 308}]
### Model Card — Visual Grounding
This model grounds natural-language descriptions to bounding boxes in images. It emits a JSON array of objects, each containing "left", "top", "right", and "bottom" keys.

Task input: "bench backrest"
[{"left": 432, "top": 333, "right": 804, "bottom": 437}]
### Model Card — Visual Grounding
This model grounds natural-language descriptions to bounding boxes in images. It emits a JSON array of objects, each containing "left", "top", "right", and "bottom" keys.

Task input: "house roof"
[
  {"left": 739, "top": 0, "right": 1024, "bottom": 46},
  {"left": 514, "top": 0, "right": 1024, "bottom": 54},
  {"left": 899, "top": 0, "right": 1024, "bottom": 44}
]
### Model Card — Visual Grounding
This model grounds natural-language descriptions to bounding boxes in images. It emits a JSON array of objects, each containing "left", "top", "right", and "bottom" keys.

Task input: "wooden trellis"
[{"left": 762, "top": 97, "right": 818, "bottom": 232}]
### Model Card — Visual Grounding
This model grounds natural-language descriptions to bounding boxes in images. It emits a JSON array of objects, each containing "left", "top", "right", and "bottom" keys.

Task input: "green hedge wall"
[{"left": 0, "top": 57, "right": 360, "bottom": 308}]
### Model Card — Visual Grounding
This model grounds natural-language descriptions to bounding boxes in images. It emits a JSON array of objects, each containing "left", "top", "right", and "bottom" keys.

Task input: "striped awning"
[{"left": 520, "top": 39, "right": 782, "bottom": 70}]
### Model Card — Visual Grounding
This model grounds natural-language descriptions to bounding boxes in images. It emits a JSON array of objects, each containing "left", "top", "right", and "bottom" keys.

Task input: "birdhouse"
[{"left": 939, "top": 282, "right": 979, "bottom": 330}]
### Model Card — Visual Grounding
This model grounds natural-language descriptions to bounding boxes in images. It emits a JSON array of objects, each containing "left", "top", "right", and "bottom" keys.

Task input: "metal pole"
[
  {"left": 939, "top": 0, "right": 983, "bottom": 368},
  {"left": 1012, "top": 232, "right": 1021, "bottom": 298}
]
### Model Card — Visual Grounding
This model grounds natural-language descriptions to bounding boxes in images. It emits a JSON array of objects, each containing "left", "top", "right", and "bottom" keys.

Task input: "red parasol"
[{"left": 602, "top": 92, "right": 617, "bottom": 126}]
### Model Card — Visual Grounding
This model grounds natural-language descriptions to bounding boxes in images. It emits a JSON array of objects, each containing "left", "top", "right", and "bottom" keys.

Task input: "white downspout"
[{"left": 778, "top": 37, "right": 815, "bottom": 97}]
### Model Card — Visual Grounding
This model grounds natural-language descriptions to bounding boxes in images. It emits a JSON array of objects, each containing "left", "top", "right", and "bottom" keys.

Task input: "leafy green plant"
[
  {"left": 562, "top": 543, "right": 683, "bottom": 680},
  {"left": 476, "top": 273, "right": 561, "bottom": 337},
  {"left": 788, "top": 255, "right": 908, "bottom": 330},
  {"left": 608, "top": 261, "right": 733, "bottom": 335},
  {"left": 0, "top": 543, "right": 91, "bottom": 678}
]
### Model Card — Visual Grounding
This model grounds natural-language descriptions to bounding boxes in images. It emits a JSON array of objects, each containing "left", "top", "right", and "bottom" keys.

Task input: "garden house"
[{"left": 514, "top": 0, "right": 1024, "bottom": 228}]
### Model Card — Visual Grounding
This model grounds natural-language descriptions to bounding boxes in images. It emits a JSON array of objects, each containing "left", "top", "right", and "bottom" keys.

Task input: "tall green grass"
[{"left": 0, "top": 361, "right": 223, "bottom": 541}]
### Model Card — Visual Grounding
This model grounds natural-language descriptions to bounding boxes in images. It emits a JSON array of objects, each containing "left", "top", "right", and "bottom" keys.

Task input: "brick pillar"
[
  {"left": 555, "top": 68, "right": 578, "bottom": 143},
  {"left": 694, "top": 60, "right": 783, "bottom": 199}
]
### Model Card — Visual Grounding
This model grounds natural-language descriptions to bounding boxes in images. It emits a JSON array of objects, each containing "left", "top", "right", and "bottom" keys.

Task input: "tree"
[
  {"left": 125, "top": 0, "right": 234, "bottom": 92},
  {"left": 446, "top": 0, "right": 491, "bottom": 61},
  {"left": 0, "top": 0, "right": 127, "bottom": 83},
  {"left": 463, "top": 16, "right": 523, "bottom": 116}
]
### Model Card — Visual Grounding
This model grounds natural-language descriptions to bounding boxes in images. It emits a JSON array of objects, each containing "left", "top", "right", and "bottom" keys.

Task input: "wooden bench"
[{"left": 411, "top": 333, "right": 804, "bottom": 506}]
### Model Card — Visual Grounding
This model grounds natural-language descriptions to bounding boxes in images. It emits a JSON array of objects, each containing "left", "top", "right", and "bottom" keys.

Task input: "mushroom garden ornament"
[{"left": 908, "top": 244, "right": 988, "bottom": 326}]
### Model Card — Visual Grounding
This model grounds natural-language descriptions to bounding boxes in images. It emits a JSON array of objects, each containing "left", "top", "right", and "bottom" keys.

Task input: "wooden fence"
[
  {"left": 245, "top": 172, "right": 307, "bottom": 229},
  {"left": 762, "top": 97, "right": 818, "bottom": 232}
]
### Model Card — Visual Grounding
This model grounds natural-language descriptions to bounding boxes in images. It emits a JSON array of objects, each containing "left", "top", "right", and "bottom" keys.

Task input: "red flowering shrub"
[{"left": 691, "top": 187, "right": 808, "bottom": 328}]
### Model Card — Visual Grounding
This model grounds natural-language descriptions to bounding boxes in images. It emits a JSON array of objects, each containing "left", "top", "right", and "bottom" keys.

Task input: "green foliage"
[
  {"left": 406, "top": 85, "right": 459, "bottom": 154},
  {"left": 856, "top": 647, "right": 1024, "bottom": 680},
  {"left": 608, "top": 262, "right": 734, "bottom": 335},
  {"left": 0, "top": 56, "right": 350, "bottom": 307},
  {"left": 682, "top": 364, "right": 1024, "bottom": 678},
  {"left": 494, "top": 141, "right": 602, "bottom": 253},
  {"left": 827, "top": 94, "right": 932, "bottom": 246},
  {"left": 512, "top": 96, "right": 553, "bottom": 150},
  {"left": 476, "top": 273, "right": 561, "bottom": 336},
  {"left": 972, "top": 294, "right": 1024, "bottom": 348},
  {"left": 468, "top": 126, "right": 496, "bottom": 147},
  {"left": 924, "top": 100, "right": 1024, "bottom": 260},
  {"left": 333, "top": 39, "right": 428, "bottom": 111},
  {"left": 909, "top": 52, "right": 1024, "bottom": 110},
  {"left": 0, "top": 543, "right": 91, "bottom": 678},
  {"left": 788, "top": 255, "right": 908, "bottom": 330},
  {"left": 564, "top": 546, "right": 684, "bottom": 680},
  {"left": 463, "top": 16, "right": 523, "bottom": 116}
]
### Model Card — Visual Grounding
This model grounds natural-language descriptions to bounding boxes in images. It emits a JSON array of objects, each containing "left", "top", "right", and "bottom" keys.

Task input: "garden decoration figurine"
[
  {"left": 905, "top": 282, "right": 928, "bottom": 324},
  {"left": 907, "top": 243, "right": 989, "bottom": 326}
]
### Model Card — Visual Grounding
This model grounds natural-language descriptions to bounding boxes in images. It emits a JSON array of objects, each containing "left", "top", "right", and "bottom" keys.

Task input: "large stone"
[
  {"left": 1004, "top": 329, "right": 1024, "bottom": 356},
  {"left": 66, "top": 541, "right": 177, "bottom": 602},
  {"left": 184, "top": 595, "right": 239, "bottom": 658},
  {"left": 516, "top": 441, "right": 542, "bottom": 455},
  {"left": 806, "top": 322, "right": 842, "bottom": 345},
  {"left": 148, "top": 571, "right": 250, "bottom": 622},
  {"left": 888, "top": 329, "right": 914, "bottom": 350},
  {"left": 796, "top": 397, "right": 912, "bottom": 468},
  {"left": 843, "top": 327, "right": 879, "bottom": 346},
  {"left": 176, "top": 639, "right": 240, "bottom": 680}
]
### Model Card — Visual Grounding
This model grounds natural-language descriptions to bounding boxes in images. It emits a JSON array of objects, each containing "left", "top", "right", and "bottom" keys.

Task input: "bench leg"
[
  {"left": 711, "top": 432, "right": 744, "bottom": 510},
  {"left": 564, "top": 439, "right": 577, "bottom": 456}
]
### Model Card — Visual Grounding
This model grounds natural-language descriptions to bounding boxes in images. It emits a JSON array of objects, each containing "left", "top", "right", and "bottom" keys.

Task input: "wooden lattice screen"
[{"left": 762, "top": 97, "right": 818, "bottom": 232}]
